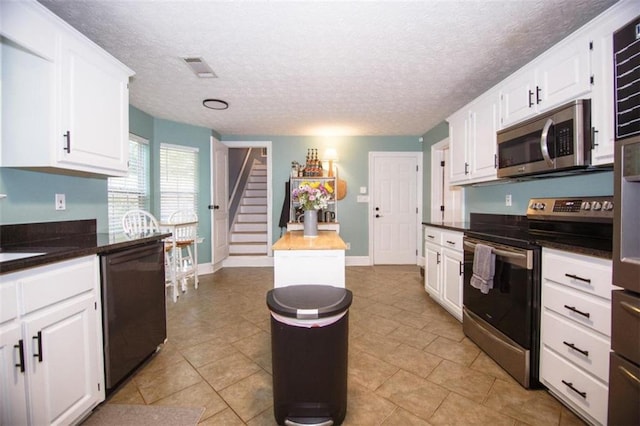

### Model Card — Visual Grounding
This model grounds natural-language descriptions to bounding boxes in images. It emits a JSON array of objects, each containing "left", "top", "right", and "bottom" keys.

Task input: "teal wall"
[
  {"left": 0, "top": 168, "right": 108, "bottom": 230},
  {"left": 420, "top": 120, "right": 615, "bottom": 222},
  {"left": 222, "top": 135, "right": 422, "bottom": 256},
  {"left": 129, "top": 106, "right": 213, "bottom": 264}
]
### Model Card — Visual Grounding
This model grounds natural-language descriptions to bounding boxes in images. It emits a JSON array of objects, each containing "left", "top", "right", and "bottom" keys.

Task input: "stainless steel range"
[{"left": 463, "top": 196, "right": 613, "bottom": 389}]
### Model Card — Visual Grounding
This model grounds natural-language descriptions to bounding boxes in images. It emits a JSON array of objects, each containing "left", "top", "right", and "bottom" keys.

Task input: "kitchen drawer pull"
[
  {"left": 446, "top": 240, "right": 456, "bottom": 245},
  {"left": 561, "top": 380, "right": 587, "bottom": 399},
  {"left": 14, "top": 339, "right": 25, "bottom": 373},
  {"left": 33, "top": 331, "right": 43, "bottom": 363},
  {"left": 564, "top": 273, "right": 591, "bottom": 284},
  {"left": 427, "top": 235, "right": 435, "bottom": 239},
  {"left": 562, "top": 341, "right": 589, "bottom": 357},
  {"left": 459, "top": 261, "right": 463, "bottom": 276},
  {"left": 528, "top": 90, "right": 534, "bottom": 107},
  {"left": 620, "top": 301, "right": 640, "bottom": 317},
  {"left": 618, "top": 365, "right": 640, "bottom": 389},
  {"left": 437, "top": 252, "right": 441, "bottom": 264},
  {"left": 63, "top": 130, "right": 71, "bottom": 153},
  {"left": 563, "top": 305, "right": 590, "bottom": 318}
]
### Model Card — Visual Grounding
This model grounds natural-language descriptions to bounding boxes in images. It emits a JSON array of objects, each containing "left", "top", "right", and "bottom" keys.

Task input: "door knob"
[
  {"left": 375, "top": 214, "right": 382, "bottom": 218},
  {"left": 375, "top": 207, "right": 380, "bottom": 211},
  {"left": 208, "top": 205, "right": 220, "bottom": 210}
]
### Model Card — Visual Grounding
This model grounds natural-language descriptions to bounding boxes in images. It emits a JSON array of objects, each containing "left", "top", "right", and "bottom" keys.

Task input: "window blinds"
[
  {"left": 159, "top": 143, "right": 199, "bottom": 222},
  {"left": 107, "top": 134, "right": 150, "bottom": 233}
]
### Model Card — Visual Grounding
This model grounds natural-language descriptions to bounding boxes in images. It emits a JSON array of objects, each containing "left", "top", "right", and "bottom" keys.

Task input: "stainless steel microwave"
[{"left": 497, "top": 99, "right": 591, "bottom": 178}]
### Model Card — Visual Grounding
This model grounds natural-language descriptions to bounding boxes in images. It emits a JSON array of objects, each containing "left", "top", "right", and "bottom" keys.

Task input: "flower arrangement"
[{"left": 292, "top": 181, "right": 334, "bottom": 211}]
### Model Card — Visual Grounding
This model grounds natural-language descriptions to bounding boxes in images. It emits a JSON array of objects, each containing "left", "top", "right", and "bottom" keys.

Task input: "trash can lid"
[{"left": 266, "top": 285, "right": 353, "bottom": 319}]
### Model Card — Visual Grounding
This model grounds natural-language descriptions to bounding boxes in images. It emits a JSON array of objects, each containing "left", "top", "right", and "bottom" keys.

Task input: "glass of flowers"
[{"left": 292, "top": 181, "right": 334, "bottom": 237}]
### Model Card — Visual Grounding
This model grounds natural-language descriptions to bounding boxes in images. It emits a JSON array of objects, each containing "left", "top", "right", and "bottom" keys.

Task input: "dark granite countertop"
[
  {"left": 0, "top": 220, "right": 170, "bottom": 274},
  {"left": 422, "top": 221, "right": 469, "bottom": 233}
]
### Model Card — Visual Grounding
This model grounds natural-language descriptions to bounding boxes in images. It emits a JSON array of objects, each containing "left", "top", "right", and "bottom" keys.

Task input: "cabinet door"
[
  {"left": 58, "top": 33, "right": 129, "bottom": 176},
  {"left": 24, "top": 293, "right": 102, "bottom": 426},
  {"left": 537, "top": 37, "right": 591, "bottom": 112},
  {"left": 500, "top": 69, "right": 536, "bottom": 127},
  {"left": 441, "top": 248, "right": 463, "bottom": 321},
  {"left": 448, "top": 109, "right": 469, "bottom": 184},
  {"left": 0, "top": 323, "right": 28, "bottom": 426},
  {"left": 589, "top": 24, "right": 615, "bottom": 165},
  {"left": 468, "top": 93, "right": 498, "bottom": 181},
  {"left": 424, "top": 241, "right": 441, "bottom": 297}
]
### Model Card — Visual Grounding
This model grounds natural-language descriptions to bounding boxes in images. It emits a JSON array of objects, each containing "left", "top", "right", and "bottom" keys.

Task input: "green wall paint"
[
  {"left": 222, "top": 135, "right": 422, "bottom": 256},
  {"left": 0, "top": 168, "right": 108, "bottom": 230}
]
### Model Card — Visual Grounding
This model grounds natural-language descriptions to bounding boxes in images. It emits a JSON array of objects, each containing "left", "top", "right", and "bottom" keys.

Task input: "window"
[
  {"left": 107, "top": 134, "right": 150, "bottom": 233},
  {"left": 159, "top": 143, "right": 199, "bottom": 221}
]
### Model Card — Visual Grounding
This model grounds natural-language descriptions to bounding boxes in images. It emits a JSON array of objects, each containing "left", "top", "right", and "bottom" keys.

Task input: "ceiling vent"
[{"left": 182, "top": 57, "right": 217, "bottom": 78}]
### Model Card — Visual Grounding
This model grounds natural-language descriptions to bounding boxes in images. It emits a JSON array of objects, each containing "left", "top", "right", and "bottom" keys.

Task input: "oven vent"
[{"left": 181, "top": 57, "right": 217, "bottom": 78}]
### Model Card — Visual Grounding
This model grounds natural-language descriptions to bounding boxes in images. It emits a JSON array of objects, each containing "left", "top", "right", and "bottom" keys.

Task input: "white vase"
[{"left": 303, "top": 209, "right": 318, "bottom": 237}]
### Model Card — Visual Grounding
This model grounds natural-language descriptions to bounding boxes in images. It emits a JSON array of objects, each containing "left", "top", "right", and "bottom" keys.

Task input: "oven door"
[{"left": 463, "top": 237, "right": 537, "bottom": 349}]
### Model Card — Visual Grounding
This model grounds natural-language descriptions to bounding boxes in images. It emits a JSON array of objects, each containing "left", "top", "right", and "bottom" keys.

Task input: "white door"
[
  {"left": 212, "top": 137, "right": 229, "bottom": 266},
  {"left": 371, "top": 152, "right": 421, "bottom": 264}
]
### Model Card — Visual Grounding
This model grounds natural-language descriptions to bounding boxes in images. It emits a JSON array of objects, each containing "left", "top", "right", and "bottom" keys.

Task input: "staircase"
[{"left": 229, "top": 163, "right": 268, "bottom": 256}]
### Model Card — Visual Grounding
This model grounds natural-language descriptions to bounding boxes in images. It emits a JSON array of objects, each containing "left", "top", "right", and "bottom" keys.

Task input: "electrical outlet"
[
  {"left": 346, "top": 242, "right": 351, "bottom": 250},
  {"left": 55, "top": 193, "right": 66, "bottom": 210},
  {"left": 505, "top": 194, "right": 512, "bottom": 207}
]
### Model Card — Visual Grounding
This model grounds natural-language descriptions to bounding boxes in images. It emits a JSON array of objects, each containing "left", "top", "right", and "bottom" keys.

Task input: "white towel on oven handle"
[{"left": 470, "top": 243, "right": 496, "bottom": 294}]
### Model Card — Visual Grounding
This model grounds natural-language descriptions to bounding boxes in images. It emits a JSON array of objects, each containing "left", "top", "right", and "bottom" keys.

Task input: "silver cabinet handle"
[
  {"left": 618, "top": 365, "right": 640, "bottom": 389},
  {"left": 620, "top": 300, "right": 640, "bottom": 317}
]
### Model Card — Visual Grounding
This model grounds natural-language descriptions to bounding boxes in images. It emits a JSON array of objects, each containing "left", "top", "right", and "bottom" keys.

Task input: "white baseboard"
[
  {"left": 345, "top": 256, "right": 371, "bottom": 266},
  {"left": 205, "top": 255, "right": 419, "bottom": 269},
  {"left": 221, "top": 255, "right": 274, "bottom": 268}
]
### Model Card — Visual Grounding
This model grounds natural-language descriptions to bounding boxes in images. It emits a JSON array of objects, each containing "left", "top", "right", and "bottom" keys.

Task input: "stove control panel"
[{"left": 527, "top": 196, "right": 614, "bottom": 221}]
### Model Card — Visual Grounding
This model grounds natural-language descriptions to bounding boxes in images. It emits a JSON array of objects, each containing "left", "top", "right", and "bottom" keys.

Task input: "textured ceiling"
[{"left": 39, "top": 0, "right": 618, "bottom": 136}]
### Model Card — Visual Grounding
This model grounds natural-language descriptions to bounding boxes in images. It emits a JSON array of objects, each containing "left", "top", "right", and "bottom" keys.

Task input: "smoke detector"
[{"left": 182, "top": 57, "right": 217, "bottom": 78}]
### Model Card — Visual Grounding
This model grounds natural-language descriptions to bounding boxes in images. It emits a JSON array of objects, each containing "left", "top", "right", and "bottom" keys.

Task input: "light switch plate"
[
  {"left": 55, "top": 193, "right": 66, "bottom": 210},
  {"left": 505, "top": 194, "right": 512, "bottom": 207},
  {"left": 357, "top": 195, "right": 369, "bottom": 203},
  {"left": 359, "top": 186, "right": 367, "bottom": 194}
]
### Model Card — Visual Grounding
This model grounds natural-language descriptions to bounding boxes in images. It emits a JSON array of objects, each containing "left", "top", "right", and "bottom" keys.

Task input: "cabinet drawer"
[
  {"left": 543, "top": 249, "right": 612, "bottom": 299},
  {"left": 542, "top": 309, "right": 611, "bottom": 382},
  {"left": 424, "top": 226, "right": 442, "bottom": 244},
  {"left": 441, "top": 231, "right": 463, "bottom": 252},
  {"left": 19, "top": 256, "right": 97, "bottom": 315},
  {"left": 543, "top": 280, "right": 611, "bottom": 337},
  {"left": 541, "top": 347, "right": 608, "bottom": 426},
  {"left": 0, "top": 281, "right": 18, "bottom": 323}
]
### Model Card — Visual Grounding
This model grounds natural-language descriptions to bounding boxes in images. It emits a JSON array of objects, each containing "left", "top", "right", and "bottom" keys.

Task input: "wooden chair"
[
  {"left": 167, "top": 210, "right": 200, "bottom": 291},
  {"left": 122, "top": 209, "right": 180, "bottom": 303}
]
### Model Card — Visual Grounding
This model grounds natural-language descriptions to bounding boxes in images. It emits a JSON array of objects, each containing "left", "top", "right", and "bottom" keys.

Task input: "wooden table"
[{"left": 272, "top": 231, "right": 347, "bottom": 288}]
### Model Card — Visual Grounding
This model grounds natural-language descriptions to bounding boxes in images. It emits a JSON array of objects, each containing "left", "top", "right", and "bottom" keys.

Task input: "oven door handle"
[
  {"left": 464, "top": 240, "right": 526, "bottom": 260},
  {"left": 464, "top": 240, "right": 533, "bottom": 269},
  {"left": 540, "top": 118, "right": 554, "bottom": 167}
]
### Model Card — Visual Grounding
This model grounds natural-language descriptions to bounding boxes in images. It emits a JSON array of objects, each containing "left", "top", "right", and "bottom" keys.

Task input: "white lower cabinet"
[
  {"left": 424, "top": 226, "right": 463, "bottom": 321},
  {"left": 0, "top": 256, "right": 104, "bottom": 425},
  {"left": 540, "top": 248, "right": 613, "bottom": 426}
]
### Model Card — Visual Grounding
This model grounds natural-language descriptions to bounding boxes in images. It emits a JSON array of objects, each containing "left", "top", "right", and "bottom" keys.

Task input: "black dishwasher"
[{"left": 99, "top": 240, "right": 166, "bottom": 391}]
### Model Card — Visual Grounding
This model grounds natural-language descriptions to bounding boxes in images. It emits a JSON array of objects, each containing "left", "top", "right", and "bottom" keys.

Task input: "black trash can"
[{"left": 267, "top": 285, "right": 353, "bottom": 426}]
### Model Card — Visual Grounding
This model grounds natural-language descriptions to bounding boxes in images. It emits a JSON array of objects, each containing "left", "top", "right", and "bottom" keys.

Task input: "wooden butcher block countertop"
[{"left": 272, "top": 231, "right": 347, "bottom": 251}]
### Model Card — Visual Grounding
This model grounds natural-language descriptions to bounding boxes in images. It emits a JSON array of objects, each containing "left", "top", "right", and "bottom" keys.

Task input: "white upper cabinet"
[
  {"left": 499, "top": 35, "right": 592, "bottom": 128},
  {"left": 587, "top": 0, "right": 640, "bottom": 165},
  {"left": 448, "top": 89, "right": 499, "bottom": 185},
  {"left": 0, "top": 0, "right": 134, "bottom": 177}
]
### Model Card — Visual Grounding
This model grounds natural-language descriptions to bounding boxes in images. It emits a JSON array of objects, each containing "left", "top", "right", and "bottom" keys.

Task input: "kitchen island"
[{"left": 272, "top": 230, "right": 347, "bottom": 288}]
